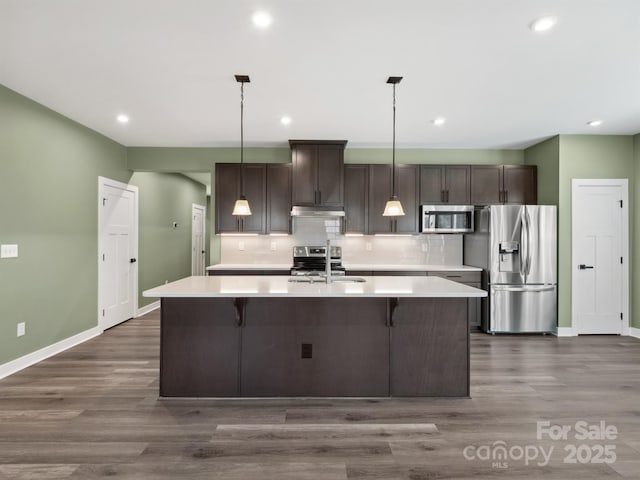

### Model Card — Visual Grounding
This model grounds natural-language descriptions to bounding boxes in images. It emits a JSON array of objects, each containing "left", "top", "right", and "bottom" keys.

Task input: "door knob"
[
  {"left": 578, "top": 264, "right": 593, "bottom": 270},
  {"left": 130, "top": 258, "right": 137, "bottom": 263}
]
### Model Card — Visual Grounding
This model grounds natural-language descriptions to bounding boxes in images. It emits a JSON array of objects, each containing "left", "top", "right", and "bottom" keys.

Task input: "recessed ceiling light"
[
  {"left": 116, "top": 114, "right": 129, "bottom": 124},
  {"left": 252, "top": 11, "right": 272, "bottom": 28},
  {"left": 587, "top": 120, "right": 603, "bottom": 127},
  {"left": 432, "top": 117, "right": 446, "bottom": 126},
  {"left": 529, "top": 16, "right": 557, "bottom": 33},
  {"left": 280, "top": 116, "right": 292, "bottom": 126}
]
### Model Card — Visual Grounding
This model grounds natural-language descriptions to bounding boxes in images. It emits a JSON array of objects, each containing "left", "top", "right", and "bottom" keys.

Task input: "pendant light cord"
[
  {"left": 392, "top": 83, "right": 396, "bottom": 198},
  {"left": 240, "top": 81, "right": 245, "bottom": 197}
]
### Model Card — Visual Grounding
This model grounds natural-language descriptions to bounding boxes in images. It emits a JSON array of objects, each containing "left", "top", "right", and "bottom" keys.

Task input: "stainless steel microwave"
[{"left": 421, "top": 205, "right": 474, "bottom": 233}]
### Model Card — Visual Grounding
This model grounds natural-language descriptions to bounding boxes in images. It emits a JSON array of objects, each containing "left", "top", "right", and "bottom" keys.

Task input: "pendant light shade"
[
  {"left": 232, "top": 196, "right": 252, "bottom": 216},
  {"left": 382, "top": 196, "right": 405, "bottom": 216},
  {"left": 383, "top": 76, "right": 405, "bottom": 217},
  {"left": 232, "top": 74, "right": 252, "bottom": 216}
]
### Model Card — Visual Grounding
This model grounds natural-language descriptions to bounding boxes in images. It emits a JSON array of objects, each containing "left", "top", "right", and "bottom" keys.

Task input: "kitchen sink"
[{"left": 288, "top": 276, "right": 366, "bottom": 284}]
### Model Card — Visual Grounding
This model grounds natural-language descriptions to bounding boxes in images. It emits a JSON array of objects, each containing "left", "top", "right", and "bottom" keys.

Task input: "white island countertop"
[
  {"left": 144, "top": 275, "right": 487, "bottom": 299},
  {"left": 206, "top": 263, "right": 482, "bottom": 272}
]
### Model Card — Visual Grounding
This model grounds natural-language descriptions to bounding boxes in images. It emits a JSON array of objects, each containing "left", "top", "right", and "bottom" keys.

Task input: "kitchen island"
[{"left": 144, "top": 275, "right": 486, "bottom": 398}]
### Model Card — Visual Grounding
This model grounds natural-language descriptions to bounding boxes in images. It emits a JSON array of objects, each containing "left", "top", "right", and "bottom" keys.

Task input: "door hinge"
[
  {"left": 620, "top": 312, "right": 623, "bottom": 320},
  {"left": 102, "top": 309, "right": 105, "bottom": 317},
  {"left": 619, "top": 200, "right": 623, "bottom": 208},
  {"left": 102, "top": 253, "right": 105, "bottom": 261},
  {"left": 621, "top": 257, "right": 623, "bottom": 264},
  {"left": 102, "top": 198, "right": 107, "bottom": 206}
]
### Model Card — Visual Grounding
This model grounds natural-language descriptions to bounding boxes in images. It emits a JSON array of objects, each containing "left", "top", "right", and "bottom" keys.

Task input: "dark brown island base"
[{"left": 144, "top": 276, "right": 486, "bottom": 398}]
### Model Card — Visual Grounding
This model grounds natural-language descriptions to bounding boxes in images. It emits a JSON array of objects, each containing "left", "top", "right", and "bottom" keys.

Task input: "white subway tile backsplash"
[{"left": 220, "top": 232, "right": 463, "bottom": 266}]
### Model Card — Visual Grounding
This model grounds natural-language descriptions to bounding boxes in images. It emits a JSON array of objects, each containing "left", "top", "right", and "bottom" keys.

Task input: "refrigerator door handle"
[
  {"left": 492, "top": 285, "right": 556, "bottom": 293},
  {"left": 519, "top": 209, "right": 527, "bottom": 278},
  {"left": 525, "top": 207, "right": 533, "bottom": 277}
]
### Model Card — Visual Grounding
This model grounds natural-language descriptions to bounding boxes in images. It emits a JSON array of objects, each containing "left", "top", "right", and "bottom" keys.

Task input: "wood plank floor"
[{"left": 1, "top": 310, "right": 639, "bottom": 479}]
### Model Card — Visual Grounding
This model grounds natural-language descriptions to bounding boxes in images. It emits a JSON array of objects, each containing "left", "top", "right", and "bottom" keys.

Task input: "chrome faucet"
[{"left": 325, "top": 239, "right": 332, "bottom": 284}]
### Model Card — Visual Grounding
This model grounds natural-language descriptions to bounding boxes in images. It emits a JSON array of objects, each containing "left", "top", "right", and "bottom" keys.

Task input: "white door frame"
[
  {"left": 98, "top": 176, "right": 139, "bottom": 331},
  {"left": 191, "top": 203, "right": 206, "bottom": 276},
  {"left": 571, "top": 178, "right": 629, "bottom": 335}
]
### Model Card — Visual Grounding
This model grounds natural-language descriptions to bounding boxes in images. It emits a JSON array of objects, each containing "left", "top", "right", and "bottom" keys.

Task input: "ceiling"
[{"left": 1, "top": 0, "right": 639, "bottom": 150}]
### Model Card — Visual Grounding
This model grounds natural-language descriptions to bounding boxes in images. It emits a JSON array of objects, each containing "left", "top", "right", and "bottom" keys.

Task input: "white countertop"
[
  {"left": 143, "top": 275, "right": 487, "bottom": 299},
  {"left": 343, "top": 264, "right": 482, "bottom": 272},
  {"left": 206, "top": 263, "right": 482, "bottom": 272},
  {"left": 206, "top": 263, "right": 291, "bottom": 271}
]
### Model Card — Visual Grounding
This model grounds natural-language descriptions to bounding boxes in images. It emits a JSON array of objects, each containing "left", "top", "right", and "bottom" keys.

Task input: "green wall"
[
  {"left": 130, "top": 172, "right": 206, "bottom": 308},
  {"left": 524, "top": 136, "right": 560, "bottom": 205},
  {"left": 522, "top": 135, "right": 636, "bottom": 331},
  {"left": 0, "top": 84, "right": 131, "bottom": 365},
  {"left": 557, "top": 136, "right": 634, "bottom": 329}
]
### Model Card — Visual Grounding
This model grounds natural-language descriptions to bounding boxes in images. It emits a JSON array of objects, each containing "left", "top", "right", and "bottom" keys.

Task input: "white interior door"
[
  {"left": 99, "top": 178, "right": 138, "bottom": 330},
  {"left": 191, "top": 204, "right": 206, "bottom": 276},
  {"left": 572, "top": 180, "right": 627, "bottom": 334}
]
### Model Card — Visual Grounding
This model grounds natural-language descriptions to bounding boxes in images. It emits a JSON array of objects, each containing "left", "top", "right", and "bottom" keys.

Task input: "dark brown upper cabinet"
[
  {"left": 266, "top": 163, "right": 292, "bottom": 234},
  {"left": 419, "top": 165, "right": 470, "bottom": 204},
  {"left": 470, "top": 165, "right": 537, "bottom": 205},
  {"left": 368, "top": 164, "right": 419, "bottom": 234},
  {"left": 289, "top": 140, "right": 346, "bottom": 207},
  {"left": 343, "top": 164, "right": 369, "bottom": 234},
  {"left": 215, "top": 163, "right": 266, "bottom": 234}
]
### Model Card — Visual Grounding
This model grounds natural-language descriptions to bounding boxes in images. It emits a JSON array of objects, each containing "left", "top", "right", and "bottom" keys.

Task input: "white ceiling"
[{"left": 1, "top": 0, "right": 639, "bottom": 149}]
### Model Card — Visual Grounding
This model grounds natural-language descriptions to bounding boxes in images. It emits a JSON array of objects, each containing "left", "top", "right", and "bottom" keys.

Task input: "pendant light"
[
  {"left": 232, "top": 74, "right": 252, "bottom": 216},
  {"left": 382, "top": 76, "right": 405, "bottom": 217}
]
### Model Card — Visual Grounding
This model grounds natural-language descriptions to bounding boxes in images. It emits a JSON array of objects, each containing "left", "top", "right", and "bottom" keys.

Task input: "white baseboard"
[
  {"left": 556, "top": 326, "right": 577, "bottom": 337},
  {"left": 0, "top": 326, "right": 102, "bottom": 380},
  {"left": 136, "top": 300, "right": 160, "bottom": 317},
  {"left": 629, "top": 327, "right": 640, "bottom": 339}
]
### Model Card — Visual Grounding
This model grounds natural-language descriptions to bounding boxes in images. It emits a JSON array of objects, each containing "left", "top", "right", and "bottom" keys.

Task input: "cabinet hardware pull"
[
  {"left": 233, "top": 298, "right": 247, "bottom": 327},
  {"left": 387, "top": 297, "right": 400, "bottom": 327}
]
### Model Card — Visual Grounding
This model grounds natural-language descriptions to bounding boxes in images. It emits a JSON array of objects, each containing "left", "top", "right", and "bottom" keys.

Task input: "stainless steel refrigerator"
[{"left": 464, "top": 205, "right": 557, "bottom": 333}]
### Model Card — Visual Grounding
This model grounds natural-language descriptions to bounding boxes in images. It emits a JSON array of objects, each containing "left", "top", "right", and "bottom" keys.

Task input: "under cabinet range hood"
[{"left": 290, "top": 206, "right": 345, "bottom": 217}]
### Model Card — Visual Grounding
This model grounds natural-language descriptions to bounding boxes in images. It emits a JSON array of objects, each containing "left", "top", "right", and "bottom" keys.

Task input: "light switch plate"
[
  {"left": 238, "top": 241, "right": 245, "bottom": 251},
  {"left": 365, "top": 242, "right": 372, "bottom": 252},
  {"left": 1, "top": 244, "right": 18, "bottom": 258},
  {"left": 17, "top": 322, "right": 25, "bottom": 337}
]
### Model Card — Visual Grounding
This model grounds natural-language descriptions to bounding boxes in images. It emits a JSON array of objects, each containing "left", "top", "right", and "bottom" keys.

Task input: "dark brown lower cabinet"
[
  {"left": 241, "top": 298, "right": 389, "bottom": 396},
  {"left": 390, "top": 298, "right": 468, "bottom": 397},
  {"left": 159, "top": 296, "right": 470, "bottom": 398},
  {"left": 160, "top": 298, "right": 240, "bottom": 397}
]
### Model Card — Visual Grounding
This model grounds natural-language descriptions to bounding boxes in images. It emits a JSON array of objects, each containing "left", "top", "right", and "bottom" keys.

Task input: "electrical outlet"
[
  {"left": 270, "top": 241, "right": 277, "bottom": 251},
  {"left": 1, "top": 244, "right": 18, "bottom": 258},
  {"left": 165, "top": 280, "right": 169, "bottom": 284},
  {"left": 17, "top": 322, "right": 25, "bottom": 337},
  {"left": 421, "top": 243, "right": 428, "bottom": 252},
  {"left": 238, "top": 241, "right": 245, "bottom": 251},
  {"left": 365, "top": 242, "right": 372, "bottom": 251}
]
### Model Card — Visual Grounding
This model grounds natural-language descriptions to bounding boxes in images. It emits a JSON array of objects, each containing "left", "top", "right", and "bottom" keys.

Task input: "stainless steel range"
[{"left": 290, "top": 245, "right": 346, "bottom": 276}]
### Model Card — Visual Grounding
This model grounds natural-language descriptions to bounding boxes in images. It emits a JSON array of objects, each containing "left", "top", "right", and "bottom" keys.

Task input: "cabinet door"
[
  {"left": 240, "top": 164, "right": 266, "bottom": 234},
  {"left": 420, "top": 165, "right": 445, "bottom": 204},
  {"left": 503, "top": 165, "right": 537, "bottom": 205},
  {"left": 160, "top": 298, "right": 241, "bottom": 396},
  {"left": 444, "top": 165, "right": 471, "bottom": 204},
  {"left": 368, "top": 164, "right": 394, "bottom": 234},
  {"left": 470, "top": 165, "right": 502, "bottom": 205},
  {"left": 390, "top": 298, "right": 468, "bottom": 396},
  {"left": 215, "top": 163, "right": 241, "bottom": 233},
  {"left": 291, "top": 145, "right": 317, "bottom": 205},
  {"left": 316, "top": 145, "right": 344, "bottom": 206},
  {"left": 394, "top": 165, "right": 419, "bottom": 233},
  {"left": 241, "top": 298, "right": 389, "bottom": 396},
  {"left": 344, "top": 164, "right": 368, "bottom": 234},
  {"left": 267, "top": 164, "right": 292, "bottom": 233}
]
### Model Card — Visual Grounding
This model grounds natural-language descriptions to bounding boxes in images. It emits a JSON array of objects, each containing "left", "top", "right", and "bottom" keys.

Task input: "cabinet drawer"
[{"left": 427, "top": 271, "right": 481, "bottom": 283}]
